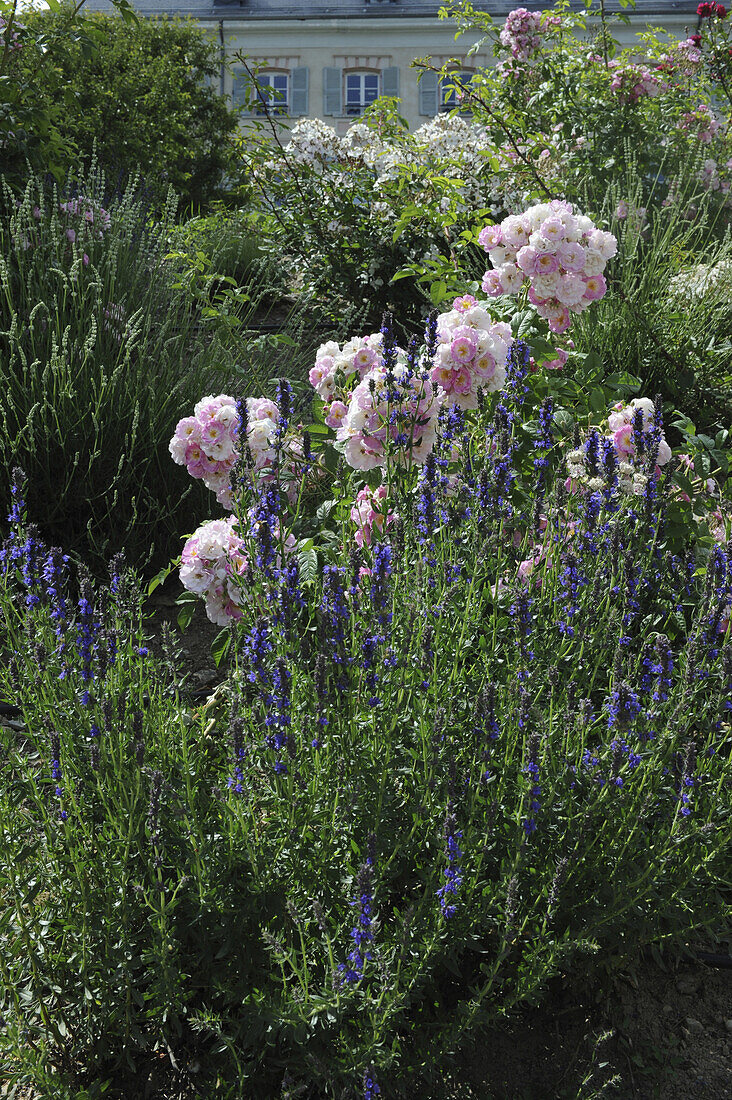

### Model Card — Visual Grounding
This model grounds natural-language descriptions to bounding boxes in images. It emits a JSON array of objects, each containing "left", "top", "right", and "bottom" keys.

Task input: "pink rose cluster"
[
  {"left": 311, "top": 336, "right": 444, "bottom": 471},
  {"left": 179, "top": 506, "right": 297, "bottom": 625},
  {"left": 479, "top": 201, "right": 617, "bottom": 335},
  {"left": 499, "top": 8, "right": 559, "bottom": 61},
  {"left": 169, "top": 394, "right": 280, "bottom": 508},
  {"left": 699, "top": 156, "right": 732, "bottom": 194},
  {"left": 566, "top": 397, "right": 672, "bottom": 496},
  {"left": 310, "top": 332, "right": 384, "bottom": 413},
  {"left": 678, "top": 104, "right": 721, "bottom": 144},
  {"left": 669, "top": 38, "right": 704, "bottom": 72},
  {"left": 180, "top": 516, "right": 248, "bottom": 626},
  {"left": 608, "top": 61, "right": 666, "bottom": 104},
  {"left": 431, "top": 294, "right": 513, "bottom": 408},
  {"left": 0, "top": 15, "right": 24, "bottom": 52},
  {"left": 338, "top": 362, "right": 443, "bottom": 471},
  {"left": 350, "top": 485, "right": 396, "bottom": 548}
]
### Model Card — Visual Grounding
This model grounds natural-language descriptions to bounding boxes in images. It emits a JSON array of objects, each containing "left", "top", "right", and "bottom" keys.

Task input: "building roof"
[{"left": 83, "top": 0, "right": 702, "bottom": 18}]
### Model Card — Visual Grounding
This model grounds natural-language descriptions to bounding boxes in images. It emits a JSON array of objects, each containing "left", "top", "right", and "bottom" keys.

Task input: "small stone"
[
  {"left": 685, "top": 1017, "right": 704, "bottom": 1034},
  {"left": 192, "top": 669, "right": 217, "bottom": 688},
  {"left": 724, "top": 1018, "right": 732, "bottom": 1034},
  {"left": 676, "top": 976, "right": 701, "bottom": 997},
  {"left": 662, "top": 1003, "right": 674, "bottom": 1016}
]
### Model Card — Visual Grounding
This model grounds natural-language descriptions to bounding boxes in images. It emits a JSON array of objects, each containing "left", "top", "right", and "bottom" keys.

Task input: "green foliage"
[
  {"left": 0, "top": 357, "right": 730, "bottom": 1096},
  {"left": 233, "top": 96, "right": 504, "bottom": 329},
  {"left": 16, "top": 7, "right": 238, "bottom": 210},
  {"left": 0, "top": 166, "right": 216, "bottom": 567},
  {"left": 568, "top": 168, "right": 732, "bottom": 434},
  {"left": 0, "top": 0, "right": 91, "bottom": 187},
  {"left": 438, "top": 0, "right": 732, "bottom": 215}
]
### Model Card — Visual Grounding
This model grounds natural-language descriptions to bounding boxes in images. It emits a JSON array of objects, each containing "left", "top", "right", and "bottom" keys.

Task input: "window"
[
  {"left": 253, "top": 72, "right": 290, "bottom": 115},
  {"left": 439, "top": 72, "right": 474, "bottom": 113},
  {"left": 344, "top": 72, "right": 380, "bottom": 117}
]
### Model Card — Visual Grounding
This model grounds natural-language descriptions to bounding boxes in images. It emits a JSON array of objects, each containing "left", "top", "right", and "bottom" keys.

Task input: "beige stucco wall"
[{"left": 198, "top": 13, "right": 699, "bottom": 131}]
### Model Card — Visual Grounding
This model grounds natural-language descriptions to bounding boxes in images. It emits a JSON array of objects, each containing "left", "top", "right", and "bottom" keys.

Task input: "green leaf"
[
  {"left": 316, "top": 500, "right": 337, "bottom": 524},
  {"left": 148, "top": 559, "right": 178, "bottom": 596},
  {"left": 298, "top": 546, "right": 318, "bottom": 587},
  {"left": 211, "top": 629, "right": 230, "bottom": 668},
  {"left": 176, "top": 592, "right": 197, "bottom": 631}
]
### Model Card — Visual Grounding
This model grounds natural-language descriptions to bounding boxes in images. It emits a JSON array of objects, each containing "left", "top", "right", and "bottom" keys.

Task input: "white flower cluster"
[
  {"left": 566, "top": 397, "right": 672, "bottom": 497},
  {"left": 668, "top": 259, "right": 732, "bottom": 300},
  {"left": 277, "top": 114, "right": 504, "bottom": 212}
]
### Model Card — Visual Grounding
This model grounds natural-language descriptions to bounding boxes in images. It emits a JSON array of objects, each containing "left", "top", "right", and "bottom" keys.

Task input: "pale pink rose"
[
  {"left": 450, "top": 366, "right": 473, "bottom": 395},
  {"left": 582, "top": 273, "right": 607, "bottom": 301},
  {"left": 451, "top": 334, "right": 476, "bottom": 362},
  {"left": 169, "top": 436, "right": 188, "bottom": 463},
  {"left": 453, "top": 294, "right": 477, "bottom": 312},
  {"left": 607, "top": 410, "right": 627, "bottom": 432},
  {"left": 325, "top": 400, "right": 348, "bottom": 429},
  {"left": 534, "top": 250, "right": 560, "bottom": 275},
  {"left": 478, "top": 224, "right": 503, "bottom": 251},
  {"left": 498, "top": 263, "right": 524, "bottom": 294},
  {"left": 518, "top": 555, "right": 543, "bottom": 584},
  {"left": 474, "top": 353, "right": 497, "bottom": 380},
  {"left": 544, "top": 348, "right": 568, "bottom": 370},
  {"left": 501, "top": 214, "right": 530, "bottom": 249},
  {"left": 184, "top": 442, "right": 217, "bottom": 478},
  {"left": 481, "top": 269, "right": 503, "bottom": 296},
  {"left": 517, "top": 245, "right": 539, "bottom": 275},
  {"left": 656, "top": 437, "right": 672, "bottom": 465},
  {"left": 344, "top": 436, "right": 382, "bottom": 471},
  {"left": 492, "top": 321, "right": 513, "bottom": 342},
  {"left": 532, "top": 273, "right": 560, "bottom": 298},
  {"left": 548, "top": 308, "right": 571, "bottom": 334},
  {"left": 540, "top": 216, "right": 566, "bottom": 242},
  {"left": 556, "top": 274, "right": 586, "bottom": 308},
  {"left": 354, "top": 346, "right": 377, "bottom": 372},
  {"left": 613, "top": 424, "right": 635, "bottom": 458},
  {"left": 588, "top": 229, "right": 617, "bottom": 260},
  {"left": 556, "top": 241, "right": 586, "bottom": 273},
  {"left": 174, "top": 416, "right": 201, "bottom": 443},
  {"left": 432, "top": 365, "right": 458, "bottom": 391},
  {"left": 180, "top": 561, "right": 213, "bottom": 595}
]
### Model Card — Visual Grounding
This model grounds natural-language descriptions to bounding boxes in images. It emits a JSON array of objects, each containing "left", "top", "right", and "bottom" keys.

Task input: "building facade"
[{"left": 82, "top": 1, "right": 702, "bottom": 131}]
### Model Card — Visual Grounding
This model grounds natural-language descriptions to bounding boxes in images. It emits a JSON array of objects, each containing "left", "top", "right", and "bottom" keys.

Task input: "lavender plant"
[
  {"left": 0, "top": 165, "right": 221, "bottom": 567},
  {"left": 0, "top": 301, "right": 730, "bottom": 1095}
]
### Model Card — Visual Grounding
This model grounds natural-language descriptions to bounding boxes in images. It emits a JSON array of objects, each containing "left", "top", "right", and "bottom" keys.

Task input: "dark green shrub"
[{"left": 17, "top": 8, "right": 238, "bottom": 211}]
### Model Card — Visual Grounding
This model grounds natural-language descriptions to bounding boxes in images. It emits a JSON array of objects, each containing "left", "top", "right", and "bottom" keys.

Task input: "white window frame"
[
  {"left": 253, "top": 71, "right": 290, "bottom": 116},
  {"left": 344, "top": 71, "right": 381, "bottom": 117}
]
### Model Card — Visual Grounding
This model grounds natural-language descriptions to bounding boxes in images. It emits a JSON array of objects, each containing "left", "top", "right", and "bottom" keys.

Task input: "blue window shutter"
[
  {"left": 323, "top": 67, "right": 342, "bottom": 116},
  {"left": 291, "top": 66, "right": 309, "bottom": 116},
  {"left": 419, "top": 70, "right": 439, "bottom": 116},
  {"left": 381, "top": 66, "right": 399, "bottom": 100}
]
